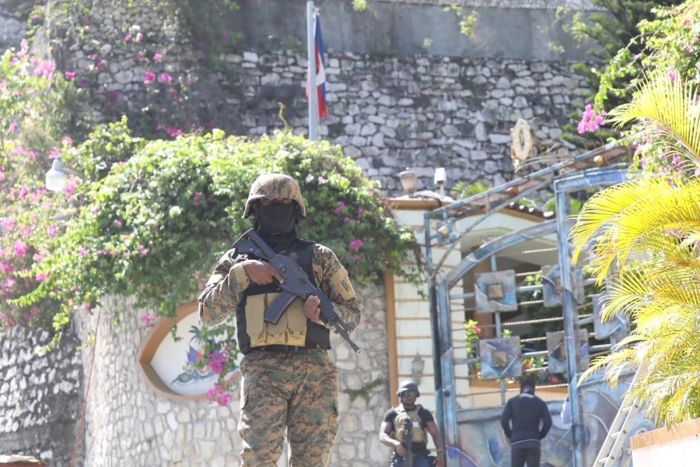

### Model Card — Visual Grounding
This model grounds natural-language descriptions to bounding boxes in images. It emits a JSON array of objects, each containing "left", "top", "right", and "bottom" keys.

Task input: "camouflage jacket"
[{"left": 198, "top": 242, "right": 362, "bottom": 330}]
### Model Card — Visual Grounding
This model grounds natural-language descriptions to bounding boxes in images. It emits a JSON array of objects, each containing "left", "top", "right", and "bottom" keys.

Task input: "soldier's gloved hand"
[
  {"left": 304, "top": 295, "right": 323, "bottom": 324},
  {"left": 242, "top": 260, "right": 283, "bottom": 285}
]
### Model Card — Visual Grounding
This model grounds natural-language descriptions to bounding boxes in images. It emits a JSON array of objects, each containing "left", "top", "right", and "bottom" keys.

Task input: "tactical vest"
[
  {"left": 394, "top": 404, "right": 427, "bottom": 445},
  {"left": 235, "top": 239, "right": 331, "bottom": 354}
]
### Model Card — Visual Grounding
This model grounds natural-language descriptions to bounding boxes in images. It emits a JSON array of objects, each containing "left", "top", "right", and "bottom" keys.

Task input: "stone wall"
[
  {"left": 70, "top": 284, "right": 390, "bottom": 466},
  {"left": 36, "top": 0, "right": 592, "bottom": 194},
  {"left": 218, "top": 51, "right": 588, "bottom": 193},
  {"left": 0, "top": 324, "right": 83, "bottom": 465}
]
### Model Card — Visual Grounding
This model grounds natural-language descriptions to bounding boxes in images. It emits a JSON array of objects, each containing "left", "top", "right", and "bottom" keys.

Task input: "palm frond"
[
  {"left": 608, "top": 76, "right": 700, "bottom": 166},
  {"left": 572, "top": 178, "right": 700, "bottom": 280}
]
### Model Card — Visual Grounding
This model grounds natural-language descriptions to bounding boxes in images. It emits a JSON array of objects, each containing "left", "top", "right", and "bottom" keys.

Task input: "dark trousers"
[
  {"left": 391, "top": 454, "right": 430, "bottom": 467},
  {"left": 511, "top": 446, "right": 540, "bottom": 467}
]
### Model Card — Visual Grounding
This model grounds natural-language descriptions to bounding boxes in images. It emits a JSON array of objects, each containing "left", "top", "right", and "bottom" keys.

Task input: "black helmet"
[{"left": 397, "top": 380, "right": 420, "bottom": 397}]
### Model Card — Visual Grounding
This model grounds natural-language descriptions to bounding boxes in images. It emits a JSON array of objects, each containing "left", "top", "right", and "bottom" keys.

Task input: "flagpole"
[{"left": 306, "top": 0, "right": 319, "bottom": 140}]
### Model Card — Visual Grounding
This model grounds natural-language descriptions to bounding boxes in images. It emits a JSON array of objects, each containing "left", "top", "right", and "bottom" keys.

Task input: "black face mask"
[{"left": 255, "top": 203, "right": 296, "bottom": 234}]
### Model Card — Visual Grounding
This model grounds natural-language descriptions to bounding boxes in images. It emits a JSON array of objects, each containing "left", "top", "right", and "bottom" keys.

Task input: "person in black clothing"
[
  {"left": 500, "top": 378, "right": 552, "bottom": 467},
  {"left": 379, "top": 381, "right": 445, "bottom": 467}
]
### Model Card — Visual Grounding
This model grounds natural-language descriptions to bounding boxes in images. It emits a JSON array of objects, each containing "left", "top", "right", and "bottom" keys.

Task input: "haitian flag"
[{"left": 307, "top": 15, "right": 328, "bottom": 120}]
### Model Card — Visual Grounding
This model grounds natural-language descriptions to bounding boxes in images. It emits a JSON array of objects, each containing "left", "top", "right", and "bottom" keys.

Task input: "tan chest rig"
[
  {"left": 245, "top": 292, "right": 308, "bottom": 347},
  {"left": 394, "top": 404, "right": 427, "bottom": 444},
  {"left": 235, "top": 239, "right": 355, "bottom": 354}
]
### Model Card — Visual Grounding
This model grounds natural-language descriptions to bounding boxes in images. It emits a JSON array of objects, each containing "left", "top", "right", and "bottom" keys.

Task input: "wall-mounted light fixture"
[
  {"left": 411, "top": 353, "right": 425, "bottom": 385},
  {"left": 45, "top": 158, "right": 68, "bottom": 192},
  {"left": 45, "top": 158, "right": 81, "bottom": 192},
  {"left": 434, "top": 167, "right": 446, "bottom": 196}
]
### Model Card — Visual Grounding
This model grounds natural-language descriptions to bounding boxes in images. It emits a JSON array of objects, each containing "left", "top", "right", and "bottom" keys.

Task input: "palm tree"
[{"left": 570, "top": 75, "right": 700, "bottom": 425}]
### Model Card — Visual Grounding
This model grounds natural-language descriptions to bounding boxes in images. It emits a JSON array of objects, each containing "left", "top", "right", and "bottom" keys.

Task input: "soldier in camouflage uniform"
[{"left": 198, "top": 173, "right": 362, "bottom": 466}]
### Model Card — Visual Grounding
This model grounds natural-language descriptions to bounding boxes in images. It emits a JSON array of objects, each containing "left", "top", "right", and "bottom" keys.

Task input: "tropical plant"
[
  {"left": 562, "top": 0, "right": 683, "bottom": 146},
  {"left": 571, "top": 75, "right": 700, "bottom": 424}
]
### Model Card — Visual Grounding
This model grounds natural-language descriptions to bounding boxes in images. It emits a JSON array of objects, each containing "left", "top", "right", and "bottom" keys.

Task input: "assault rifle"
[
  {"left": 233, "top": 228, "right": 360, "bottom": 354},
  {"left": 399, "top": 415, "right": 414, "bottom": 466}
]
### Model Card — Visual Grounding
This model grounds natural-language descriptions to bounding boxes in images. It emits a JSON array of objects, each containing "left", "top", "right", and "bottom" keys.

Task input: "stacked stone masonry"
[
  {"left": 61, "top": 286, "right": 389, "bottom": 466},
  {"left": 0, "top": 325, "right": 83, "bottom": 465},
  {"left": 217, "top": 51, "right": 589, "bottom": 193}
]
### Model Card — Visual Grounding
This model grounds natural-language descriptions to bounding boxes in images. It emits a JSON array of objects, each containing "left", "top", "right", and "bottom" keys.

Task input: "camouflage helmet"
[
  {"left": 243, "top": 173, "right": 307, "bottom": 219},
  {"left": 397, "top": 380, "right": 420, "bottom": 398}
]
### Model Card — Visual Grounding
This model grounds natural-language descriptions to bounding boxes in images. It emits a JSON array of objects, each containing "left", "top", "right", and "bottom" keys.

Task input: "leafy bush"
[
  {"left": 0, "top": 44, "right": 85, "bottom": 330},
  {"left": 7, "top": 125, "right": 417, "bottom": 351}
]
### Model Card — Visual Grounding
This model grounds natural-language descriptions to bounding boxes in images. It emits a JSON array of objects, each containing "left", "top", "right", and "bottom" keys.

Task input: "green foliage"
[
  {"left": 443, "top": 4, "right": 478, "bottom": 39},
  {"left": 7, "top": 125, "right": 416, "bottom": 351},
  {"left": 561, "top": 0, "right": 683, "bottom": 146},
  {"left": 573, "top": 75, "right": 700, "bottom": 423},
  {"left": 464, "top": 319, "right": 481, "bottom": 376},
  {"left": 352, "top": 0, "right": 369, "bottom": 13},
  {"left": 451, "top": 181, "right": 489, "bottom": 199},
  {"left": 0, "top": 45, "right": 85, "bottom": 331},
  {"left": 173, "top": 0, "right": 241, "bottom": 58}
]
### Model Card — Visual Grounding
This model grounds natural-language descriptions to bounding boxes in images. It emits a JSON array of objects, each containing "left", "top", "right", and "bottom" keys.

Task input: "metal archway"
[{"left": 426, "top": 167, "right": 629, "bottom": 467}]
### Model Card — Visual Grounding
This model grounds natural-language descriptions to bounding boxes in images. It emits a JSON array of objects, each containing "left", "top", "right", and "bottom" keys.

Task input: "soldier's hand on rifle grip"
[
  {"left": 242, "top": 259, "right": 283, "bottom": 285},
  {"left": 304, "top": 295, "right": 323, "bottom": 324}
]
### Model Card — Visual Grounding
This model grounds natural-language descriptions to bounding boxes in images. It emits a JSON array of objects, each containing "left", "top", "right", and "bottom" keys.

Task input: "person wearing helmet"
[
  {"left": 198, "top": 173, "right": 361, "bottom": 466},
  {"left": 379, "top": 381, "right": 445, "bottom": 467}
]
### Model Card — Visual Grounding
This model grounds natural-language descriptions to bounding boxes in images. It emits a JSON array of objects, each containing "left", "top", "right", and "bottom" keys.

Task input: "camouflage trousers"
[{"left": 238, "top": 348, "right": 339, "bottom": 466}]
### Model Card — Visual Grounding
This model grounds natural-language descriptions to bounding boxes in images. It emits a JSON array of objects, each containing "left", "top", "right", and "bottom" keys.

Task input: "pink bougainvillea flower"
[
  {"left": 668, "top": 70, "right": 678, "bottom": 83},
  {"left": 193, "top": 192, "right": 203, "bottom": 207},
  {"left": 8, "top": 121, "right": 17, "bottom": 133},
  {"left": 343, "top": 216, "right": 352, "bottom": 224},
  {"left": 47, "top": 225, "right": 59, "bottom": 237},
  {"left": 335, "top": 200, "right": 346, "bottom": 215},
  {"left": 4, "top": 278, "right": 16, "bottom": 291},
  {"left": 78, "top": 247, "right": 89, "bottom": 257},
  {"left": 35, "top": 273, "right": 48, "bottom": 283},
  {"left": 143, "top": 71, "right": 156, "bottom": 84},
  {"left": 140, "top": 313, "right": 157, "bottom": 327},
  {"left": 18, "top": 186, "right": 29, "bottom": 200},
  {"left": 1, "top": 218, "right": 16, "bottom": 230},
  {"left": 153, "top": 52, "right": 163, "bottom": 62},
  {"left": 61, "top": 136, "right": 73, "bottom": 146},
  {"left": 64, "top": 71, "right": 75, "bottom": 81},
  {"left": 63, "top": 180, "right": 77, "bottom": 196},
  {"left": 158, "top": 73, "right": 172, "bottom": 84},
  {"left": 48, "top": 148, "right": 61, "bottom": 160},
  {"left": 33, "top": 60, "right": 56, "bottom": 78},
  {"left": 207, "top": 351, "right": 228, "bottom": 375},
  {"left": 207, "top": 383, "right": 232, "bottom": 407},
  {"left": 0, "top": 170, "right": 5, "bottom": 182},
  {"left": 349, "top": 239, "right": 364, "bottom": 251},
  {"left": 577, "top": 104, "right": 606, "bottom": 135},
  {"left": 123, "top": 33, "right": 132, "bottom": 42},
  {"left": 137, "top": 244, "right": 149, "bottom": 257},
  {"left": 164, "top": 127, "right": 183, "bottom": 138},
  {"left": 32, "top": 253, "right": 43, "bottom": 262},
  {"left": 14, "top": 240, "right": 29, "bottom": 258}
]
